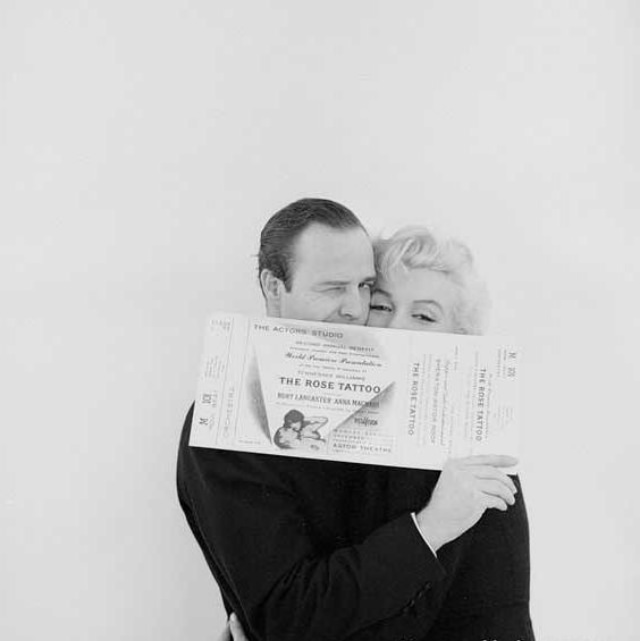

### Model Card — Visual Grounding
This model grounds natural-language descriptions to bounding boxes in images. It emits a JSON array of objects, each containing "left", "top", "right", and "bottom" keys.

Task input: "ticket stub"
[{"left": 190, "top": 313, "right": 520, "bottom": 470}]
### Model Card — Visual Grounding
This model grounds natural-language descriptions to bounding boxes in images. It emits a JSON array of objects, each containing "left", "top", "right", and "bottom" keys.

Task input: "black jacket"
[{"left": 177, "top": 405, "right": 533, "bottom": 641}]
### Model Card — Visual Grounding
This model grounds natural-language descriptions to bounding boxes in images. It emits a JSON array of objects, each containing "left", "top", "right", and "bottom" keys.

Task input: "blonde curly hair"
[{"left": 373, "top": 226, "right": 491, "bottom": 335}]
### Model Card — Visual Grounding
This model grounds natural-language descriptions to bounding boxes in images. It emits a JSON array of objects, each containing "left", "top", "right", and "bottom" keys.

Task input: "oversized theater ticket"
[{"left": 190, "top": 313, "right": 521, "bottom": 470}]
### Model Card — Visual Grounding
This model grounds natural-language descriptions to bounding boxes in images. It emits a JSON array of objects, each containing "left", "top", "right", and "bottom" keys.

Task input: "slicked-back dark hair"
[{"left": 258, "top": 198, "right": 365, "bottom": 294}]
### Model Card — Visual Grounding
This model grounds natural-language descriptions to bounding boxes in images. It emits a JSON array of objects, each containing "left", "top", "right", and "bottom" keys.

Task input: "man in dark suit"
[{"left": 177, "top": 198, "right": 521, "bottom": 641}]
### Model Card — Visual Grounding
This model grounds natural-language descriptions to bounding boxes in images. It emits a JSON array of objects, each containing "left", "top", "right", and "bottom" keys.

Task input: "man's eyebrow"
[{"left": 317, "top": 277, "right": 376, "bottom": 286}]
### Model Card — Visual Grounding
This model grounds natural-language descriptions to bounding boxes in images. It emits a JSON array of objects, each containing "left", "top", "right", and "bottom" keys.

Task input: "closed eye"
[
  {"left": 414, "top": 313, "right": 437, "bottom": 323},
  {"left": 370, "top": 304, "right": 392, "bottom": 312},
  {"left": 324, "top": 285, "right": 346, "bottom": 293}
]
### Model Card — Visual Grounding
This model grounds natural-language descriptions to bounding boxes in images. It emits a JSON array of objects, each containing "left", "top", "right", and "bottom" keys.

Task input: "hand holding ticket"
[
  {"left": 416, "top": 454, "right": 519, "bottom": 550},
  {"left": 190, "top": 312, "right": 521, "bottom": 471}
]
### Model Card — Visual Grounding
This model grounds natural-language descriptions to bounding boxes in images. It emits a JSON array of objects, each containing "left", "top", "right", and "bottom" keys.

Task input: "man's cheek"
[
  {"left": 322, "top": 302, "right": 344, "bottom": 323},
  {"left": 301, "top": 299, "right": 334, "bottom": 323},
  {"left": 306, "top": 295, "right": 334, "bottom": 319}
]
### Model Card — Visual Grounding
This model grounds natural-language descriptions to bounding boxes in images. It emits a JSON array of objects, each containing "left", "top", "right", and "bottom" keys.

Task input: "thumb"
[{"left": 228, "top": 613, "right": 247, "bottom": 641}]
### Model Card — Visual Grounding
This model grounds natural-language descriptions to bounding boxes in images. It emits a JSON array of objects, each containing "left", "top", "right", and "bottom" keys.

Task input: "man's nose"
[{"left": 339, "top": 289, "right": 367, "bottom": 321}]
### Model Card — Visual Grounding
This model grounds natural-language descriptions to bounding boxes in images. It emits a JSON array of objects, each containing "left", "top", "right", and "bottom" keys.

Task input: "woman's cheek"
[{"left": 367, "top": 312, "right": 387, "bottom": 328}]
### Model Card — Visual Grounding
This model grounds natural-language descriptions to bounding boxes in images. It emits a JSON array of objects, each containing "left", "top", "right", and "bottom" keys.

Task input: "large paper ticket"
[{"left": 190, "top": 313, "right": 520, "bottom": 470}]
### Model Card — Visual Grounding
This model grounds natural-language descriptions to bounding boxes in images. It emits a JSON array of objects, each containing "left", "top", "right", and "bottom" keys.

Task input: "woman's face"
[
  {"left": 289, "top": 420, "right": 303, "bottom": 432},
  {"left": 368, "top": 266, "right": 460, "bottom": 333}
]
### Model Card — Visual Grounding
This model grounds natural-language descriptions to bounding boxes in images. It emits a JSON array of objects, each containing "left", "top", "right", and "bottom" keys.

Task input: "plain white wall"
[{"left": 2, "top": 2, "right": 639, "bottom": 640}]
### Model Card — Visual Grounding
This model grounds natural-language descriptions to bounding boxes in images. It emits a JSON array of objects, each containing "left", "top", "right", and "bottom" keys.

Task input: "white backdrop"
[{"left": 2, "top": 2, "right": 639, "bottom": 640}]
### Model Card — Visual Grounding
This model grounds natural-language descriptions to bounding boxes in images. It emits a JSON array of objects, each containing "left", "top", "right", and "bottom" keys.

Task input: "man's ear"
[{"left": 260, "top": 269, "right": 284, "bottom": 314}]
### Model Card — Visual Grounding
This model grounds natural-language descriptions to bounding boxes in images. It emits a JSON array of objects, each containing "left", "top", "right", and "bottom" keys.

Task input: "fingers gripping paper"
[{"left": 190, "top": 313, "right": 520, "bottom": 471}]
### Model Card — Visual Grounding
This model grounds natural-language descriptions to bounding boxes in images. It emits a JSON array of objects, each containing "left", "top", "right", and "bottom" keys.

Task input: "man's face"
[{"left": 274, "top": 223, "right": 376, "bottom": 325}]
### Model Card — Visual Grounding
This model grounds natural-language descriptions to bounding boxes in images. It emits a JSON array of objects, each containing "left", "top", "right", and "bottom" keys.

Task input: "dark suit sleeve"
[{"left": 177, "top": 406, "right": 446, "bottom": 641}]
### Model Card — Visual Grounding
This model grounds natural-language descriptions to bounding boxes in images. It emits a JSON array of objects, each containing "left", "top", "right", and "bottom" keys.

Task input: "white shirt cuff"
[{"left": 411, "top": 512, "right": 438, "bottom": 558}]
